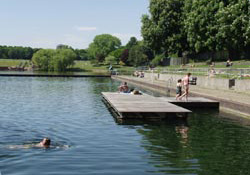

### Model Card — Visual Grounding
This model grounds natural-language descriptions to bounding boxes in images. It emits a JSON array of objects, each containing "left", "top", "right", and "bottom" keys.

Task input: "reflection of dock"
[
  {"left": 102, "top": 92, "right": 191, "bottom": 119},
  {"left": 158, "top": 97, "right": 219, "bottom": 109}
]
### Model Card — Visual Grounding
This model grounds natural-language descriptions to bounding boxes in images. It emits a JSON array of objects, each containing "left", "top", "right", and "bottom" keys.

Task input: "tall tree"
[
  {"left": 126, "top": 37, "right": 138, "bottom": 49},
  {"left": 88, "top": 34, "right": 121, "bottom": 62},
  {"left": 184, "top": 0, "right": 221, "bottom": 53},
  {"left": 215, "top": 0, "right": 250, "bottom": 60},
  {"left": 141, "top": 0, "right": 186, "bottom": 57}
]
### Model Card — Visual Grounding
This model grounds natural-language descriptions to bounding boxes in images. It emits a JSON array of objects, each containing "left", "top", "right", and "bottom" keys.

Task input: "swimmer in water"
[
  {"left": 36, "top": 138, "right": 51, "bottom": 148},
  {"left": 8, "top": 138, "right": 51, "bottom": 149}
]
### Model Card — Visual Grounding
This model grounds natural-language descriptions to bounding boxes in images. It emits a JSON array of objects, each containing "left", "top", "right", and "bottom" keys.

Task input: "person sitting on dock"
[
  {"left": 178, "top": 73, "right": 191, "bottom": 101},
  {"left": 118, "top": 82, "right": 129, "bottom": 93},
  {"left": 175, "top": 79, "right": 182, "bottom": 100}
]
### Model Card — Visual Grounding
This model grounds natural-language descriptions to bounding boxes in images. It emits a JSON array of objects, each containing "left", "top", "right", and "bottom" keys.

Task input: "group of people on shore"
[{"left": 133, "top": 71, "right": 144, "bottom": 78}]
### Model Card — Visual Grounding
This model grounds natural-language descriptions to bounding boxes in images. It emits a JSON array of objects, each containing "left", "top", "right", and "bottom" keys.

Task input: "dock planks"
[{"left": 102, "top": 92, "right": 191, "bottom": 119}]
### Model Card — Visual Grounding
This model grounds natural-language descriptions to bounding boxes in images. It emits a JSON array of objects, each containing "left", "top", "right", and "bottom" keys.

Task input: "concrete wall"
[
  {"left": 235, "top": 79, "right": 250, "bottom": 92},
  {"left": 145, "top": 72, "right": 250, "bottom": 92}
]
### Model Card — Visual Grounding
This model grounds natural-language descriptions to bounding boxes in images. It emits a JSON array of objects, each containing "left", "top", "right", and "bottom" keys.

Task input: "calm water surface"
[{"left": 0, "top": 77, "right": 250, "bottom": 175}]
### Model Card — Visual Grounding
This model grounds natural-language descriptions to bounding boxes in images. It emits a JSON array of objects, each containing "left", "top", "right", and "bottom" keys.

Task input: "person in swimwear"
[
  {"left": 8, "top": 138, "right": 51, "bottom": 149},
  {"left": 178, "top": 73, "right": 191, "bottom": 101}
]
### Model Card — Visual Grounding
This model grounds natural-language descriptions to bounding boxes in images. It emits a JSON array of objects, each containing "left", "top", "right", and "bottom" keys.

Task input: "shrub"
[{"left": 32, "top": 49, "right": 76, "bottom": 71}]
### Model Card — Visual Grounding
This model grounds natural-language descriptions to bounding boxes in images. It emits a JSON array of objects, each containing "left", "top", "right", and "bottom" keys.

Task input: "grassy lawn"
[
  {"left": 73, "top": 60, "right": 134, "bottom": 73},
  {"left": 0, "top": 59, "right": 29, "bottom": 67}
]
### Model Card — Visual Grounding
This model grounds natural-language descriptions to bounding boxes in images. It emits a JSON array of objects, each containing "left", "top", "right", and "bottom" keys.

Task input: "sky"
[{"left": 0, "top": 0, "right": 149, "bottom": 49}]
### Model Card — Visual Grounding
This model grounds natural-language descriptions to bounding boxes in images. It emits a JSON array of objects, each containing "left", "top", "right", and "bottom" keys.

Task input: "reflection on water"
[{"left": 0, "top": 77, "right": 250, "bottom": 175}]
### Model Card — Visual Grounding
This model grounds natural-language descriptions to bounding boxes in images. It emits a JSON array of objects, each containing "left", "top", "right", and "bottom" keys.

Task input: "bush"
[
  {"left": 105, "top": 55, "right": 116, "bottom": 65},
  {"left": 119, "top": 61, "right": 125, "bottom": 66},
  {"left": 32, "top": 49, "right": 76, "bottom": 71}
]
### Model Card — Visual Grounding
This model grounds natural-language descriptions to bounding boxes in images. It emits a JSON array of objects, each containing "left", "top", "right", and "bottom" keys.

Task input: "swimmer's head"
[{"left": 41, "top": 138, "right": 51, "bottom": 147}]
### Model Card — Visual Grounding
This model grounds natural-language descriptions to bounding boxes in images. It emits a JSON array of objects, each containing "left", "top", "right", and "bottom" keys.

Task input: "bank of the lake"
[{"left": 112, "top": 75, "right": 250, "bottom": 118}]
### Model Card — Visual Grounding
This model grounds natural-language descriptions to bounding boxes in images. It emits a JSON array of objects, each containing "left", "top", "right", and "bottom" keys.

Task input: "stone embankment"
[{"left": 112, "top": 75, "right": 250, "bottom": 118}]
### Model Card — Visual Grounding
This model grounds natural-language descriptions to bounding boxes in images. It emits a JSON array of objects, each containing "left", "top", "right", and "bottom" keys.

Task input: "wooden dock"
[
  {"left": 102, "top": 92, "right": 191, "bottom": 119},
  {"left": 158, "top": 97, "right": 219, "bottom": 109}
]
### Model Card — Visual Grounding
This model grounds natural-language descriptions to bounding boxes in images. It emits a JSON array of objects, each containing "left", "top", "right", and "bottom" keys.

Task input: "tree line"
[{"left": 0, "top": 46, "right": 39, "bottom": 60}]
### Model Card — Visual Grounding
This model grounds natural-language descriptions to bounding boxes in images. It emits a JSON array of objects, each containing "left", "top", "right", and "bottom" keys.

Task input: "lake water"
[{"left": 0, "top": 77, "right": 250, "bottom": 175}]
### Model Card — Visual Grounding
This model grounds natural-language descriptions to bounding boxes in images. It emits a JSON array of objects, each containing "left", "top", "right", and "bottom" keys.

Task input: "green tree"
[
  {"left": 32, "top": 49, "right": 76, "bottom": 71},
  {"left": 141, "top": 0, "right": 186, "bottom": 57},
  {"left": 109, "top": 47, "right": 126, "bottom": 64},
  {"left": 74, "top": 49, "right": 89, "bottom": 60},
  {"left": 126, "top": 37, "right": 138, "bottom": 49},
  {"left": 184, "top": 0, "right": 221, "bottom": 53},
  {"left": 215, "top": 0, "right": 250, "bottom": 60},
  {"left": 128, "top": 45, "right": 148, "bottom": 67},
  {"left": 56, "top": 44, "right": 73, "bottom": 50},
  {"left": 32, "top": 49, "right": 54, "bottom": 70},
  {"left": 52, "top": 49, "right": 76, "bottom": 71},
  {"left": 88, "top": 34, "right": 121, "bottom": 62}
]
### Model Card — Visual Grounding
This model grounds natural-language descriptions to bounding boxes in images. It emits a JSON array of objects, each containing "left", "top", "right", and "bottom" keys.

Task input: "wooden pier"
[
  {"left": 158, "top": 97, "right": 219, "bottom": 109},
  {"left": 102, "top": 92, "right": 191, "bottom": 119}
]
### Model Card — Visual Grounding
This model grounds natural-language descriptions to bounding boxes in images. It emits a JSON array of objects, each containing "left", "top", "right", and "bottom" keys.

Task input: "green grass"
[
  {"left": 0, "top": 59, "right": 29, "bottom": 67},
  {"left": 73, "top": 60, "right": 134, "bottom": 73}
]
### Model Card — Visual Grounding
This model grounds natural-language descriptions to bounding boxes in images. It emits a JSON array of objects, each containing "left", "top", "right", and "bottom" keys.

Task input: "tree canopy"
[
  {"left": 88, "top": 34, "right": 121, "bottom": 62},
  {"left": 141, "top": 0, "right": 250, "bottom": 60}
]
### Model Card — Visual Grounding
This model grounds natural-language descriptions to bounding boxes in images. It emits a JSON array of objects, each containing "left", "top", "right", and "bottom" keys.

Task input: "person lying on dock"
[
  {"left": 131, "top": 90, "right": 142, "bottom": 95},
  {"left": 118, "top": 82, "right": 129, "bottom": 93}
]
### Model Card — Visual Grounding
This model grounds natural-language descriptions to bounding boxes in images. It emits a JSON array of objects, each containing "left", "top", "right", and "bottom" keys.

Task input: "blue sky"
[{"left": 0, "top": 0, "right": 149, "bottom": 49}]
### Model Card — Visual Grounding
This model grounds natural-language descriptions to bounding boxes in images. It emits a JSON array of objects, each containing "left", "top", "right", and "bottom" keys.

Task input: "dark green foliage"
[
  {"left": 128, "top": 44, "right": 148, "bottom": 67},
  {"left": 74, "top": 49, "right": 90, "bottom": 60},
  {"left": 141, "top": 0, "right": 187, "bottom": 56},
  {"left": 141, "top": 0, "right": 250, "bottom": 61},
  {"left": 109, "top": 48, "right": 126, "bottom": 64},
  {"left": 151, "top": 54, "right": 165, "bottom": 67},
  {"left": 56, "top": 44, "right": 73, "bottom": 50},
  {"left": 126, "top": 37, "right": 138, "bottom": 49},
  {"left": 32, "top": 49, "right": 76, "bottom": 71},
  {"left": 0, "top": 46, "right": 38, "bottom": 60}
]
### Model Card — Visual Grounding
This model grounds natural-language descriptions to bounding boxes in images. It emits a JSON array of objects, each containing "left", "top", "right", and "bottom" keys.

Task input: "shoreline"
[{"left": 112, "top": 75, "right": 250, "bottom": 119}]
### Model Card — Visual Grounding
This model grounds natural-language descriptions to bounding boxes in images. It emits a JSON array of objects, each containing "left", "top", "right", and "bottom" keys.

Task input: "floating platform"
[
  {"left": 158, "top": 97, "right": 219, "bottom": 109},
  {"left": 102, "top": 92, "right": 191, "bottom": 119}
]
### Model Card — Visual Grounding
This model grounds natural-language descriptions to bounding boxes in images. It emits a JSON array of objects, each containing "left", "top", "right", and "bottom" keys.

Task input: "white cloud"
[{"left": 75, "top": 26, "right": 97, "bottom": 31}]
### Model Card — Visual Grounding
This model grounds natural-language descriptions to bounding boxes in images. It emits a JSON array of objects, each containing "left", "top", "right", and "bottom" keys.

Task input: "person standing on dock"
[
  {"left": 178, "top": 73, "right": 191, "bottom": 101},
  {"left": 175, "top": 79, "right": 182, "bottom": 100}
]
